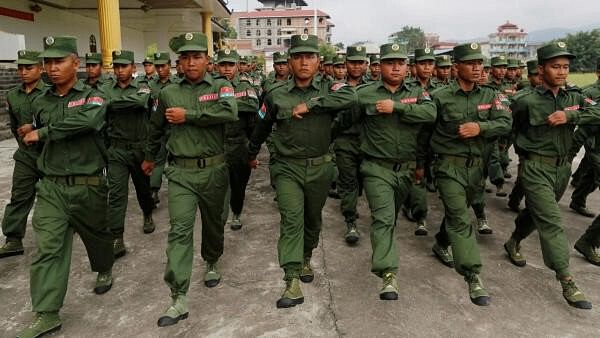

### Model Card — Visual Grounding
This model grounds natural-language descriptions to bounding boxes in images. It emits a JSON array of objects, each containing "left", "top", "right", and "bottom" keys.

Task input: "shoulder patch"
[
  {"left": 86, "top": 96, "right": 104, "bottom": 106},
  {"left": 331, "top": 82, "right": 347, "bottom": 91},
  {"left": 219, "top": 86, "right": 235, "bottom": 98},
  {"left": 258, "top": 103, "right": 267, "bottom": 119},
  {"left": 584, "top": 97, "right": 597, "bottom": 106}
]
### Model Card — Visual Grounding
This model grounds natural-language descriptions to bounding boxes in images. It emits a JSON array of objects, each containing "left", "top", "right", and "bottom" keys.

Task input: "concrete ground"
[{"left": 0, "top": 137, "right": 599, "bottom": 338}]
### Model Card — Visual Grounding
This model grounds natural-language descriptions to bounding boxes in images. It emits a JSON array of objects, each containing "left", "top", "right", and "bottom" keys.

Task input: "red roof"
[
  {"left": 233, "top": 9, "right": 330, "bottom": 19},
  {"left": 498, "top": 21, "right": 519, "bottom": 30}
]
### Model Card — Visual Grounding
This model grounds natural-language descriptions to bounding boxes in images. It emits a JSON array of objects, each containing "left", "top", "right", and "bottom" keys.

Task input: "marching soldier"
[
  {"left": 82, "top": 52, "right": 112, "bottom": 89},
  {"left": 332, "top": 54, "right": 347, "bottom": 81},
  {"left": 367, "top": 54, "right": 381, "bottom": 81}
]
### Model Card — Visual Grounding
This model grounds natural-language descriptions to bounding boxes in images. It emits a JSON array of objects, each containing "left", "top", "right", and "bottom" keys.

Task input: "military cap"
[
  {"left": 409, "top": 56, "right": 416, "bottom": 65},
  {"left": 169, "top": 32, "right": 208, "bottom": 54},
  {"left": 491, "top": 55, "right": 508, "bottom": 67},
  {"left": 507, "top": 58, "right": 520, "bottom": 69},
  {"left": 483, "top": 57, "right": 491, "bottom": 68},
  {"left": 153, "top": 51, "right": 170, "bottom": 65},
  {"left": 369, "top": 54, "right": 380, "bottom": 64},
  {"left": 238, "top": 55, "right": 249, "bottom": 64},
  {"left": 453, "top": 43, "right": 484, "bottom": 62},
  {"left": 346, "top": 46, "right": 367, "bottom": 62},
  {"left": 289, "top": 34, "right": 319, "bottom": 54},
  {"left": 216, "top": 48, "right": 239, "bottom": 64},
  {"left": 142, "top": 56, "right": 154, "bottom": 64},
  {"left": 84, "top": 52, "right": 102, "bottom": 64},
  {"left": 323, "top": 56, "right": 333, "bottom": 65},
  {"left": 16, "top": 50, "right": 41, "bottom": 65},
  {"left": 112, "top": 50, "right": 135, "bottom": 64},
  {"left": 526, "top": 59, "right": 539, "bottom": 75},
  {"left": 380, "top": 43, "right": 408, "bottom": 60},
  {"left": 537, "top": 41, "right": 575, "bottom": 63},
  {"left": 273, "top": 51, "right": 288, "bottom": 63},
  {"left": 333, "top": 54, "right": 346, "bottom": 65},
  {"left": 435, "top": 54, "right": 452, "bottom": 67},
  {"left": 40, "top": 36, "right": 78, "bottom": 58},
  {"left": 415, "top": 48, "right": 436, "bottom": 62},
  {"left": 520, "top": 60, "right": 527, "bottom": 68}
]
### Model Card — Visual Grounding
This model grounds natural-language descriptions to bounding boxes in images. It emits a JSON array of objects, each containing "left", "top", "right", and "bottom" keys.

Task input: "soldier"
[
  {"left": 83, "top": 52, "right": 112, "bottom": 89},
  {"left": 238, "top": 55, "right": 250, "bottom": 74},
  {"left": 505, "top": 58, "right": 520, "bottom": 86},
  {"left": 216, "top": 48, "right": 259, "bottom": 230},
  {"left": 488, "top": 55, "right": 509, "bottom": 91},
  {"left": 0, "top": 51, "right": 46, "bottom": 259},
  {"left": 102, "top": 50, "right": 156, "bottom": 259},
  {"left": 503, "top": 42, "right": 600, "bottom": 309},
  {"left": 247, "top": 34, "right": 356, "bottom": 308},
  {"left": 348, "top": 42, "right": 436, "bottom": 299},
  {"left": 17, "top": 36, "right": 114, "bottom": 338},
  {"left": 409, "top": 56, "right": 417, "bottom": 79},
  {"left": 323, "top": 56, "right": 334, "bottom": 78},
  {"left": 332, "top": 54, "right": 347, "bottom": 81},
  {"left": 175, "top": 59, "right": 184, "bottom": 78},
  {"left": 429, "top": 43, "right": 512, "bottom": 306},
  {"left": 367, "top": 54, "right": 381, "bottom": 81},
  {"left": 142, "top": 32, "right": 237, "bottom": 326},
  {"left": 434, "top": 55, "right": 452, "bottom": 85},
  {"left": 136, "top": 55, "right": 158, "bottom": 86},
  {"left": 479, "top": 57, "right": 491, "bottom": 84},
  {"left": 262, "top": 51, "right": 289, "bottom": 91}
]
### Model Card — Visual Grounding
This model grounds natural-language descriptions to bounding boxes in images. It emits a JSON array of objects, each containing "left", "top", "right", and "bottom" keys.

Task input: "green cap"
[
  {"left": 537, "top": 41, "right": 576, "bottom": 63},
  {"left": 153, "top": 51, "right": 170, "bottom": 65},
  {"left": 453, "top": 43, "right": 484, "bottom": 62},
  {"left": 526, "top": 60, "right": 539, "bottom": 75},
  {"left": 520, "top": 60, "right": 527, "bottom": 68},
  {"left": 483, "top": 57, "right": 491, "bottom": 68},
  {"left": 491, "top": 55, "right": 508, "bottom": 67},
  {"left": 273, "top": 51, "right": 288, "bottom": 63},
  {"left": 323, "top": 56, "right": 333, "bottom": 65},
  {"left": 216, "top": 48, "right": 239, "bottom": 64},
  {"left": 40, "top": 36, "right": 78, "bottom": 58},
  {"left": 169, "top": 32, "right": 208, "bottom": 54},
  {"left": 507, "top": 58, "right": 520, "bottom": 69},
  {"left": 238, "top": 55, "right": 249, "bottom": 64},
  {"left": 435, "top": 54, "right": 452, "bottom": 67},
  {"left": 16, "top": 50, "right": 41, "bottom": 65},
  {"left": 380, "top": 43, "right": 408, "bottom": 60},
  {"left": 142, "top": 56, "right": 154, "bottom": 64},
  {"left": 369, "top": 54, "right": 380, "bottom": 64},
  {"left": 112, "top": 50, "right": 134, "bottom": 64},
  {"left": 414, "top": 48, "right": 436, "bottom": 62},
  {"left": 84, "top": 52, "right": 102, "bottom": 64},
  {"left": 333, "top": 54, "right": 346, "bottom": 65},
  {"left": 289, "top": 34, "right": 319, "bottom": 54},
  {"left": 409, "top": 56, "right": 415, "bottom": 65},
  {"left": 346, "top": 46, "right": 367, "bottom": 61}
]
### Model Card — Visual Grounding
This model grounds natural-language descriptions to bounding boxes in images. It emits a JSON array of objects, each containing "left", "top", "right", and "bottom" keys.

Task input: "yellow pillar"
[
  {"left": 201, "top": 11, "right": 213, "bottom": 56},
  {"left": 98, "top": 0, "right": 122, "bottom": 70}
]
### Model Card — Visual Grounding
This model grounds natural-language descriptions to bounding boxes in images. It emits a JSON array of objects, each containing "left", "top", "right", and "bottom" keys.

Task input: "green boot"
[
  {"left": 560, "top": 278, "right": 592, "bottom": 309},
  {"left": 204, "top": 262, "right": 221, "bottom": 288},
  {"left": 0, "top": 239, "right": 24, "bottom": 258},
  {"left": 143, "top": 213, "right": 155, "bottom": 234},
  {"left": 574, "top": 238, "right": 600, "bottom": 266},
  {"left": 17, "top": 311, "right": 62, "bottom": 338},
  {"left": 113, "top": 238, "right": 126, "bottom": 259},
  {"left": 276, "top": 278, "right": 304, "bottom": 308},
  {"left": 379, "top": 272, "right": 399, "bottom": 300},
  {"left": 157, "top": 295, "right": 189, "bottom": 327},
  {"left": 504, "top": 237, "right": 526, "bottom": 267},
  {"left": 477, "top": 218, "right": 493, "bottom": 235},
  {"left": 299, "top": 257, "right": 314, "bottom": 283},
  {"left": 414, "top": 219, "right": 428, "bottom": 236},
  {"left": 230, "top": 214, "right": 242, "bottom": 231},
  {"left": 344, "top": 221, "right": 359, "bottom": 245},
  {"left": 94, "top": 269, "right": 113, "bottom": 295},
  {"left": 466, "top": 274, "right": 490, "bottom": 306},
  {"left": 432, "top": 243, "right": 454, "bottom": 268}
]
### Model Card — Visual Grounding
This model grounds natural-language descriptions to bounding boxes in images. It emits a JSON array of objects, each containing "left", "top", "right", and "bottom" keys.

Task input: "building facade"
[{"left": 488, "top": 21, "right": 529, "bottom": 60}]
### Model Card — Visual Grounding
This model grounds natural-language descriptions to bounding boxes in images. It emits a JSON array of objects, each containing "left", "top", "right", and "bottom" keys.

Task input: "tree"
[
  {"left": 319, "top": 43, "right": 337, "bottom": 60},
  {"left": 334, "top": 42, "right": 345, "bottom": 51},
  {"left": 550, "top": 29, "right": 600, "bottom": 72},
  {"left": 388, "top": 26, "right": 426, "bottom": 52},
  {"left": 219, "top": 18, "right": 237, "bottom": 39}
]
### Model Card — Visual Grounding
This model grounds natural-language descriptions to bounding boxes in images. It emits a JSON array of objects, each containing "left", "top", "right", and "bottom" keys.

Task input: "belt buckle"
[
  {"left": 197, "top": 158, "right": 206, "bottom": 168},
  {"left": 306, "top": 158, "right": 314, "bottom": 167},
  {"left": 465, "top": 158, "right": 474, "bottom": 168},
  {"left": 66, "top": 176, "right": 75, "bottom": 185}
]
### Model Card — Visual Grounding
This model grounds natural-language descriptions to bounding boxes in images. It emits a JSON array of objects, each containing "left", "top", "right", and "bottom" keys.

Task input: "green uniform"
[
  {"left": 1, "top": 80, "right": 46, "bottom": 242},
  {"left": 30, "top": 80, "right": 114, "bottom": 312},
  {"left": 146, "top": 73, "right": 237, "bottom": 296},
  {"left": 248, "top": 76, "right": 356, "bottom": 280},
  {"left": 135, "top": 73, "right": 158, "bottom": 87},
  {"left": 430, "top": 81, "right": 512, "bottom": 277}
]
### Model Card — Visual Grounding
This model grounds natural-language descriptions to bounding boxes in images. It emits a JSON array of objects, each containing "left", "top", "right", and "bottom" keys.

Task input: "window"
[
  {"left": 286, "top": 18, "right": 291, "bottom": 25},
  {"left": 256, "top": 29, "right": 261, "bottom": 36},
  {"left": 277, "top": 18, "right": 282, "bottom": 25},
  {"left": 267, "top": 19, "right": 271, "bottom": 26},
  {"left": 267, "top": 29, "right": 272, "bottom": 36},
  {"left": 303, "top": 28, "right": 308, "bottom": 34},
  {"left": 256, "top": 39, "right": 261, "bottom": 46},
  {"left": 246, "top": 29, "right": 251, "bottom": 37},
  {"left": 256, "top": 19, "right": 259, "bottom": 26},
  {"left": 277, "top": 38, "right": 282, "bottom": 45},
  {"left": 267, "top": 39, "right": 272, "bottom": 46},
  {"left": 246, "top": 19, "right": 251, "bottom": 26},
  {"left": 277, "top": 29, "right": 282, "bottom": 35},
  {"left": 319, "top": 17, "right": 324, "bottom": 24}
]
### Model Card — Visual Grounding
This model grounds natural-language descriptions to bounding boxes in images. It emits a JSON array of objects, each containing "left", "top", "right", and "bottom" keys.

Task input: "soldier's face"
[
  {"left": 346, "top": 60, "right": 366, "bottom": 79},
  {"left": 179, "top": 52, "right": 209, "bottom": 81},
  {"left": 113, "top": 63, "right": 134, "bottom": 83},
  {"left": 491, "top": 66, "right": 506, "bottom": 79},
  {"left": 380, "top": 59, "right": 407, "bottom": 85},
  {"left": 528, "top": 74, "right": 542, "bottom": 87},
  {"left": 44, "top": 55, "right": 80, "bottom": 85},
  {"left": 325, "top": 64, "right": 333, "bottom": 76},
  {"left": 506, "top": 67, "right": 517, "bottom": 80},
  {"left": 17, "top": 64, "right": 43, "bottom": 85},
  {"left": 143, "top": 63, "right": 155, "bottom": 76},
  {"left": 456, "top": 60, "right": 483, "bottom": 84},
  {"left": 274, "top": 62, "right": 289, "bottom": 77},
  {"left": 289, "top": 53, "right": 319, "bottom": 80},
  {"left": 238, "top": 62, "right": 249, "bottom": 72},
  {"left": 207, "top": 63, "right": 214, "bottom": 72},
  {"left": 86, "top": 63, "right": 102, "bottom": 79},
  {"left": 156, "top": 64, "right": 171, "bottom": 80},
  {"left": 333, "top": 64, "right": 347, "bottom": 80},
  {"left": 416, "top": 60, "right": 434, "bottom": 80},
  {"left": 436, "top": 66, "right": 451, "bottom": 80},
  {"left": 369, "top": 63, "right": 380, "bottom": 77},
  {"left": 539, "top": 57, "right": 570, "bottom": 88},
  {"left": 479, "top": 68, "right": 489, "bottom": 84},
  {"left": 217, "top": 62, "right": 237, "bottom": 80}
]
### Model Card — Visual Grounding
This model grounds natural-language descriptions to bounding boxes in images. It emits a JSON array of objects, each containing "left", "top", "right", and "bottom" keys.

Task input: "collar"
[
  {"left": 376, "top": 79, "right": 412, "bottom": 93},
  {"left": 287, "top": 75, "right": 321, "bottom": 92},
  {"left": 50, "top": 79, "right": 86, "bottom": 96},
  {"left": 181, "top": 72, "right": 214, "bottom": 87},
  {"left": 450, "top": 80, "right": 481, "bottom": 95},
  {"left": 20, "top": 79, "right": 46, "bottom": 93}
]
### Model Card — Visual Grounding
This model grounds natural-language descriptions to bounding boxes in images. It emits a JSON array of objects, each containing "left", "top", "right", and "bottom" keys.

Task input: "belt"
[
  {"left": 46, "top": 175, "right": 103, "bottom": 186},
  {"left": 110, "top": 140, "right": 144, "bottom": 150},
  {"left": 526, "top": 153, "right": 569, "bottom": 166},
  {"left": 279, "top": 154, "right": 332, "bottom": 167},
  {"left": 170, "top": 154, "right": 225, "bottom": 169},
  {"left": 368, "top": 158, "right": 416, "bottom": 172},
  {"left": 440, "top": 155, "right": 482, "bottom": 168}
]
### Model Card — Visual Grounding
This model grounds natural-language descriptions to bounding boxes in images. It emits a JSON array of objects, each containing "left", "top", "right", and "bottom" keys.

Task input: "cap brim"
[
  {"left": 381, "top": 53, "right": 408, "bottom": 60},
  {"left": 458, "top": 54, "right": 485, "bottom": 62},
  {"left": 346, "top": 56, "right": 367, "bottom": 62},
  {"left": 416, "top": 56, "right": 436, "bottom": 62},
  {"left": 436, "top": 62, "right": 452, "bottom": 67},
  {"left": 177, "top": 46, "right": 208, "bottom": 53},
  {"left": 491, "top": 62, "right": 508, "bottom": 66},
  {"left": 86, "top": 60, "right": 102, "bottom": 64},
  {"left": 16, "top": 60, "right": 40, "bottom": 65},
  {"left": 274, "top": 59, "right": 288, "bottom": 63},
  {"left": 154, "top": 60, "right": 170, "bottom": 65},
  {"left": 40, "top": 49, "right": 70, "bottom": 58},
  {"left": 541, "top": 51, "right": 576, "bottom": 61},
  {"left": 112, "top": 58, "right": 133, "bottom": 64},
  {"left": 289, "top": 47, "right": 319, "bottom": 54},
  {"left": 217, "top": 57, "right": 238, "bottom": 64}
]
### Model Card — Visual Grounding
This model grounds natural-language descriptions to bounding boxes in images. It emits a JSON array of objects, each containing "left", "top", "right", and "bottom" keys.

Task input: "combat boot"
[
  {"left": 204, "top": 262, "right": 221, "bottom": 287},
  {"left": 379, "top": 272, "right": 399, "bottom": 300},
  {"left": 0, "top": 238, "right": 24, "bottom": 258},
  {"left": 414, "top": 219, "right": 428, "bottom": 236},
  {"left": 507, "top": 198, "right": 521, "bottom": 213},
  {"left": 143, "top": 213, "right": 155, "bottom": 234},
  {"left": 560, "top": 278, "right": 592, "bottom": 309},
  {"left": 113, "top": 237, "right": 126, "bottom": 259},
  {"left": 299, "top": 257, "right": 314, "bottom": 283},
  {"left": 230, "top": 213, "right": 242, "bottom": 231},
  {"left": 569, "top": 202, "right": 595, "bottom": 218},
  {"left": 477, "top": 218, "right": 493, "bottom": 235},
  {"left": 432, "top": 242, "right": 454, "bottom": 268},
  {"left": 495, "top": 184, "right": 507, "bottom": 197},
  {"left": 504, "top": 236, "right": 526, "bottom": 267},
  {"left": 276, "top": 278, "right": 304, "bottom": 308},
  {"left": 402, "top": 205, "right": 416, "bottom": 222},
  {"left": 157, "top": 295, "right": 189, "bottom": 327},
  {"left": 17, "top": 311, "right": 62, "bottom": 338},
  {"left": 344, "top": 221, "right": 360, "bottom": 245},
  {"left": 94, "top": 269, "right": 113, "bottom": 295},
  {"left": 574, "top": 238, "right": 600, "bottom": 266},
  {"left": 466, "top": 274, "right": 490, "bottom": 306}
]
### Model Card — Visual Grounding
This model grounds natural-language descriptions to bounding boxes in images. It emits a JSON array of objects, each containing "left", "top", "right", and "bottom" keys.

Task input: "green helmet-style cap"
[
  {"left": 289, "top": 34, "right": 319, "bottom": 54},
  {"left": 238, "top": 55, "right": 249, "bottom": 64},
  {"left": 112, "top": 50, "right": 135, "bottom": 64},
  {"left": 273, "top": 51, "right": 288, "bottom": 64},
  {"left": 435, "top": 54, "right": 452, "bottom": 67},
  {"left": 169, "top": 32, "right": 208, "bottom": 54},
  {"left": 537, "top": 41, "right": 576, "bottom": 63},
  {"left": 526, "top": 59, "right": 539, "bottom": 75},
  {"left": 491, "top": 55, "right": 508, "bottom": 67},
  {"left": 346, "top": 46, "right": 367, "bottom": 62},
  {"left": 216, "top": 48, "right": 239, "bottom": 64},
  {"left": 369, "top": 54, "right": 380, "bottom": 65},
  {"left": 415, "top": 48, "right": 436, "bottom": 62},
  {"left": 323, "top": 56, "right": 333, "bottom": 65},
  {"left": 16, "top": 50, "right": 41, "bottom": 65},
  {"left": 333, "top": 54, "right": 346, "bottom": 65},
  {"left": 142, "top": 56, "right": 154, "bottom": 64},
  {"left": 40, "top": 36, "right": 78, "bottom": 58},
  {"left": 483, "top": 57, "right": 491, "bottom": 68},
  {"left": 85, "top": 52, "right": 102, "bottom": 64},
  {"left": 507, "top": 58, "right": 520, "bottom": 69},
  {"left": 380, "top": 43, "right": 408, "bottom": 60},
  {"left": 153, "top": 51, "right": 171, "bottom": 65},
  {"left": 453, "top": 43, "right": 484, "bottom": 62}
]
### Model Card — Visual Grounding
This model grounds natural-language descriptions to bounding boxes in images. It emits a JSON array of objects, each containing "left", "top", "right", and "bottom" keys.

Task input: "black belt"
[
  {"left": 367, "top": 158, "right": 416, "bottom": 172},
  {"left": 170, "top": 154, "right": 226, "bottom": 169},
  {"left": 526, "top": 153, "right": 569, "bottom": 166},
  {"left": 440, "top": 155, "right": 482, "bottom": 168},
  {"left": 46, "top": 175, "right": 103, "bottom": 186}
]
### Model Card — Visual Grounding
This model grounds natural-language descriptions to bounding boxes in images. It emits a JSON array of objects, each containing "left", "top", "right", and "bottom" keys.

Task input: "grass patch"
[{"left": 568, "top": 73, "right": 597, "bottom": 87}]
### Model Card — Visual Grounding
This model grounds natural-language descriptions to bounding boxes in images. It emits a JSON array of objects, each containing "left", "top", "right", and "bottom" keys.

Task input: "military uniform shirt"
[
  {"left": 102, "top": 80, "right": 152, "bottom": 142},
  {"left": 7, "top": 80, "right": 48, "bottom": 151}
]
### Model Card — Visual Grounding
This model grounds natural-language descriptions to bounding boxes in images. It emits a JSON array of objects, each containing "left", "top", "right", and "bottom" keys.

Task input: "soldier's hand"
[
  {"left": 292, "top": 103, "right": 309, "bottom": 119},
  {"left": 141, "top": 160, "right": 155, "bottom": 176},
  {"left": 248, "top": 159, "right": 260, "bottom": 169},
  {"left": 414, "top": 168, "right": 425, "bottom": 184},
  {"left": 547, "top": 110, "right": 567, "bottom": 126},
  {"left": 17, "top": 124, "right": 33, "bottom": 138},
  {"left": 23, "top": 130, "right": 39, "bottom": 145},
  {"left": 458, "top": 122, "right": 481, "bottom": 139},
  {"left": 165, "top": 107, "right": 187, "bottom": 124},
  {"left": 375, "top": 99, "right": 394, "bottom": 114}
]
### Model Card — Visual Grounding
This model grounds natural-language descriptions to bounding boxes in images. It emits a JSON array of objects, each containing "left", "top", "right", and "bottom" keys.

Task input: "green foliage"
[
  {"left": 551, "top": 29, "right": 600, "bottom": 72},
  {"left": 146, "top": 43, "right": 158, "bottom": 57},
  {"left": 319, "top": 43, "right": 338, "bottom": 59},
  {"left": 219, "top": 18, "right": 238, "bottom": 39},
  {"left": 334, "top": 42, "right": 345, "bottom": 51},
  {"left": 389, "top": 26, "right": 426, "bottom": 52},
  {"left": 568, "top": 72, "right": 597, "bottom": 87}
]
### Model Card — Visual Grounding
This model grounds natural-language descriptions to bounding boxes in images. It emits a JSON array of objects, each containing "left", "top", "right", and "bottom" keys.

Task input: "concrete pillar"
[
  {"left": 98, "top": 0, "right": 122, "bottom": 69},
  {"left": 201, "top": 11, "right": 213, "bottom": 56}
]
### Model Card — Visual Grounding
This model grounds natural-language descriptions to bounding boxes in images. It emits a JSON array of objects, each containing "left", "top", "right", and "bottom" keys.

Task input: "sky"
[{"left": 226, "top": 0, "right": 600, "bottom": 45}]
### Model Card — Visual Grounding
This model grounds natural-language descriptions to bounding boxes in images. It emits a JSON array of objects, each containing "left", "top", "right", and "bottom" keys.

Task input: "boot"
[
  {"left": 466, "top": 274, "right": 490, "bottom": 306},
  {"left": 504, "top": 236, "right": 526, "bottom": 267},
  {"left": 204, "top": 262, "right": 221, "bottom": 287},
  {"left": 143, "top": 213, "right": 156, "bottom": 234},
  {"left": 299, "top": 257, "right": 314, "bottom": 283},
  {"left": 157, "top": 295, "right": 189, "bottom": 327},
  {"left": 560, "top": 278, "right": 592, "bottom": 309},
  {"left": 0, "top": 238, "right": 24, "bottom": 258},
  {"left": 94, "top": 269, "right": 113, "bottom": 294},
  {"left": 379, "top": 272, "right": 399, "bottom": 300},
  {"left": 113, "top": 237, "right": 126, "bottom": 259},
  {"left": 344, "top": 221, "right": 360, "bottom": 245},
  {"left": 230, "top": 213, "right": 242, "bottom": 231},
  {"left": 17, "top": 311, "right": 62, "bottom": 338},
  {"left": 276, "top": 278, "right": 304, "bottom": 308}
]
